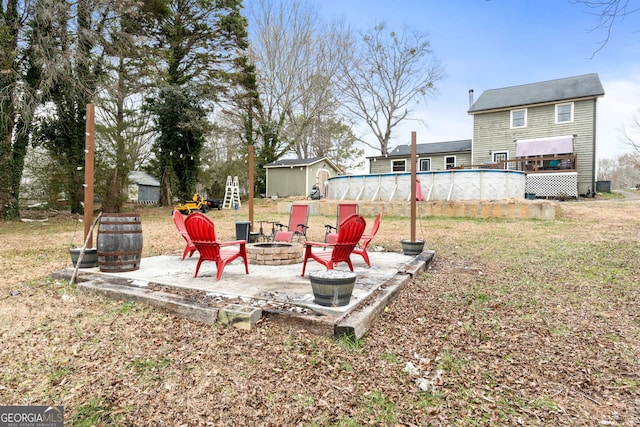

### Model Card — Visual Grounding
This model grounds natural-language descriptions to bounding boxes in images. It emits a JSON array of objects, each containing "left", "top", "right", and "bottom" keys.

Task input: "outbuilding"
[
  {"left": 128, "top": 171, "right": 160, "bottom": 203},
  {"left": 264, "top": 157, "right": 342, "bottom": 198}
]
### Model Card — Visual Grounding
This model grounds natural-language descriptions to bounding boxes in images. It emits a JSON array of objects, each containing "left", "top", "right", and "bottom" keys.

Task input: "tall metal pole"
[
  {"left": 410, "top": 131, "right": 417, "bottom": 242},
  {"left": 248, "top": 145, "right": 255, "bottom": 230},
  {"left": 84, "top": 104, "right": 95, "bottom": 248}
]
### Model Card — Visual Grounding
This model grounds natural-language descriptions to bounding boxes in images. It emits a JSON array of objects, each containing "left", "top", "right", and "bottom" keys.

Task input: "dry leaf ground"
[{"left": 1, "top": 196, "right": 639, "bottom": 426}]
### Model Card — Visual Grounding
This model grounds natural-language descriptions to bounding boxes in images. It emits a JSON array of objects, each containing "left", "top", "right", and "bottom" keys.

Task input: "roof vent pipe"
[{"left": 468, "top": 89, "right": 474, "bottom": 108}]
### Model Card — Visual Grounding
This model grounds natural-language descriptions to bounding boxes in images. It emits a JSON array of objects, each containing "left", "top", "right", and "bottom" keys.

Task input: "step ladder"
[{"left": 222, "top": 176, "right": 241, "bottom": 209}]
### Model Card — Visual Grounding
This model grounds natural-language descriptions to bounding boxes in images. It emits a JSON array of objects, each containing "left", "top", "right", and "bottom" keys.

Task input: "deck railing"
[{"left": 452, "top": 154, "right": 577, "bottom": 173}]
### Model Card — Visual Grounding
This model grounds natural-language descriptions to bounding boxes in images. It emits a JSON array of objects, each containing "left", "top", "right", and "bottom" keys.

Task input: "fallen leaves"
[{"left": 1, "top": 201, "right": 640, "bottom": 424}]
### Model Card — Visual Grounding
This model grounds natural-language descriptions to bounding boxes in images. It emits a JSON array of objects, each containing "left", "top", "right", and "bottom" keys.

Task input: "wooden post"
[
  {"left": 84, "top": 104, "right": 95, "bottom": 248},
  {"left": 248, "top": 145, "right": 254, "bottom": 231},
  {"left": 410, "top": 131, "right": 417, "bottom": 242}
]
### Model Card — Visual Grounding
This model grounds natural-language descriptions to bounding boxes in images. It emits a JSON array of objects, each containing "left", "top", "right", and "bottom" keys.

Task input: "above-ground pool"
[{"left": 327, "top": 169, "right": 526, "bottom": 202}]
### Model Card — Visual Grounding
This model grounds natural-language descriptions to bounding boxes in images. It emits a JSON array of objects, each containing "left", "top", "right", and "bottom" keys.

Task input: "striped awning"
[{"left": 515, "top": 135, "right": 574, "bottom": 157}]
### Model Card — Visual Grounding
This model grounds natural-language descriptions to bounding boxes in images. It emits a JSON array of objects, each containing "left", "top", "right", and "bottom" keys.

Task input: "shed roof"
[
  {"left": 128, "top": 171, "right": 160, "bottom": 187},
  {"left": 264, "top": 156, "right": 340, "bottom": 171},
  {"left": 468, "top": 73, "right": 605, "bottom": 113},
  {"left": 368, "top": 139, "right": 472, "bottom": 159}
]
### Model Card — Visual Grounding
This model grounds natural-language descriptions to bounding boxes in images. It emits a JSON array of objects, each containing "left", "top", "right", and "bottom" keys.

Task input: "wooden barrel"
[{"left": 97, "top": 213, "right": 143, "bottom": 272}]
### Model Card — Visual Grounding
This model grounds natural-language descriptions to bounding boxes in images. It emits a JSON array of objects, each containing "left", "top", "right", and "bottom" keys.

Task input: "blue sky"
[{"left": 313, "top": 0, "right": 640, "bottom": 162}]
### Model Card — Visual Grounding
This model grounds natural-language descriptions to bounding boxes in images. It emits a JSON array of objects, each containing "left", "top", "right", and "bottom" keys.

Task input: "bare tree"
[
  {"left": 574, "top": 0, "right": 640, "bottom": 57},
  {"left": 620, "top": 109, "right": 640, "bottom": 156},
  {"left": 248, "top": 0, "right": 351, "bottom": 161},
  {"left": 595, "top": 110, "right": 640, "bottom": 189},
  {"left": 337, "top": 22, "right": 445, "bottom": 156},
  {"left": 597, "top": 157, "right": 616, "bottom": 180},
  {"left": 311, "top": 117, "right": 363, "bottom": 172},
  {"left": 610, "top": 153, "right": 640, "bottom": 188}
]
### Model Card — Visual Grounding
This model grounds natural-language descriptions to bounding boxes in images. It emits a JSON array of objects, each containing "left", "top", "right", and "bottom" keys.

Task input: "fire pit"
[{"left": 246, "top": 242, "right": 303, "bottom": 265}]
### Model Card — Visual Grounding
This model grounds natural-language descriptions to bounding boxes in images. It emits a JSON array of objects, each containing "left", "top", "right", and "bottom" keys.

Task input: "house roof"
[
  {"left": 264, "top": 156, "right": 340, "bottom": 171},
  {"left": 467, "top": 73, "right": 605, "bottom": 113},
  {"left": 128, "top": 171, "right": 160, "bottom": 187},
  {"left": 368, "top": 139, "right": 472, "bottom": 159}
]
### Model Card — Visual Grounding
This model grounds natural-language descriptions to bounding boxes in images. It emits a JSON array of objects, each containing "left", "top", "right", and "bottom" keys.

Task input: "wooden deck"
[{"left": 453, "top": 154, "right": 577, "bottom": 173}]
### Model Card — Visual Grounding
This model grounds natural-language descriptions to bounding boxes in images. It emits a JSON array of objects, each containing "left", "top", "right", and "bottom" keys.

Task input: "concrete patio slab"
[{"left": 53, "top": 247, "right": 435, "bottom": 338}]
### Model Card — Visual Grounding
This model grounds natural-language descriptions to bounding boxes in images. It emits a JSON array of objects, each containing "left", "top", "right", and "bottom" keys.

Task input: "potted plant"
[
  {"left": 69, "top": 213, "right": 101, "bottom": 269},
  {"left": 402, "top": 131, "right": 426, "bottom": 257},
  {"left": 400, "top": 239, "right": 425, "bottom": 256},
  {"left": 69, "top": 245, "right": 99, "bottom": 269}
]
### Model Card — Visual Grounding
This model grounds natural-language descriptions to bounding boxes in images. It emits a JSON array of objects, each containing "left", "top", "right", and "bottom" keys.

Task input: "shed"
[
  {"left": 128, "top": 171, "right": 160, "bottom": 203},
  {"left": 264, "top": 157, "right": 342, "bottom": 198}
]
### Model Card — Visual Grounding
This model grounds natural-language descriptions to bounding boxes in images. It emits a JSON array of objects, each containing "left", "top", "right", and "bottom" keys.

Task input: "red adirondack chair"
[
  {"left": 184, "top": 212, "right": 249, "bottom": 281},
  {"left": 301, "top": 214, "right": 366, "bottom": 276},
  {"left": 324, "top": 203, "right": 358, "bottom": 243},
  {"left": 173, "top": 209, "right": 196, "bottom": 260},
  {"left": 274, "top": 204, "right": 310, "bottom": 242},
  {"left": 353, "top": 213, "right": 382, "bottom": 267}
]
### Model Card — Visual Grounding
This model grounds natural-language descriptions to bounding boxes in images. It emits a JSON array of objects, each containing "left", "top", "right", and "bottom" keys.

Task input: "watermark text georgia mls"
[{"left": 0, "top": 406, "right": 64, "bottom": 427}]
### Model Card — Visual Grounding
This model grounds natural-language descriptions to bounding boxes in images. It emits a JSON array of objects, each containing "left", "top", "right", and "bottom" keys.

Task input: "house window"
[
  {"left": 556, "top": 102, "right": 573, "bottom": 123},
  {"left": 419, "top": 158, "right": 431, "bottom": 171},
  {"left": 511, "top": 109, "right": 527, "bottom": 128},
  {"left": 391, "top": 160, "right": 406, "bottom": 172},
  {"left": 445, "top": 156, "right": 455, "bottom": 169}
]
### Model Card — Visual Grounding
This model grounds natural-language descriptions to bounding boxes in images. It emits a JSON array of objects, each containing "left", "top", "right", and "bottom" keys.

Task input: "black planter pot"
[
  {"left": 69, "top": 247, "right": 99, "bottom": 268},
  {"left": 401, "top": 239, "right": 425, "bottom": 256},
  {"left": 309, "top": 270, "right": 357, "bottom": 307}
]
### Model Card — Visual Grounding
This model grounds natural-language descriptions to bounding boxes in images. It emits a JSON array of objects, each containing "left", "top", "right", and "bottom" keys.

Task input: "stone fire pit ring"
[{"left": 246, "top": 242, "right": 303, "bottom": 265}]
